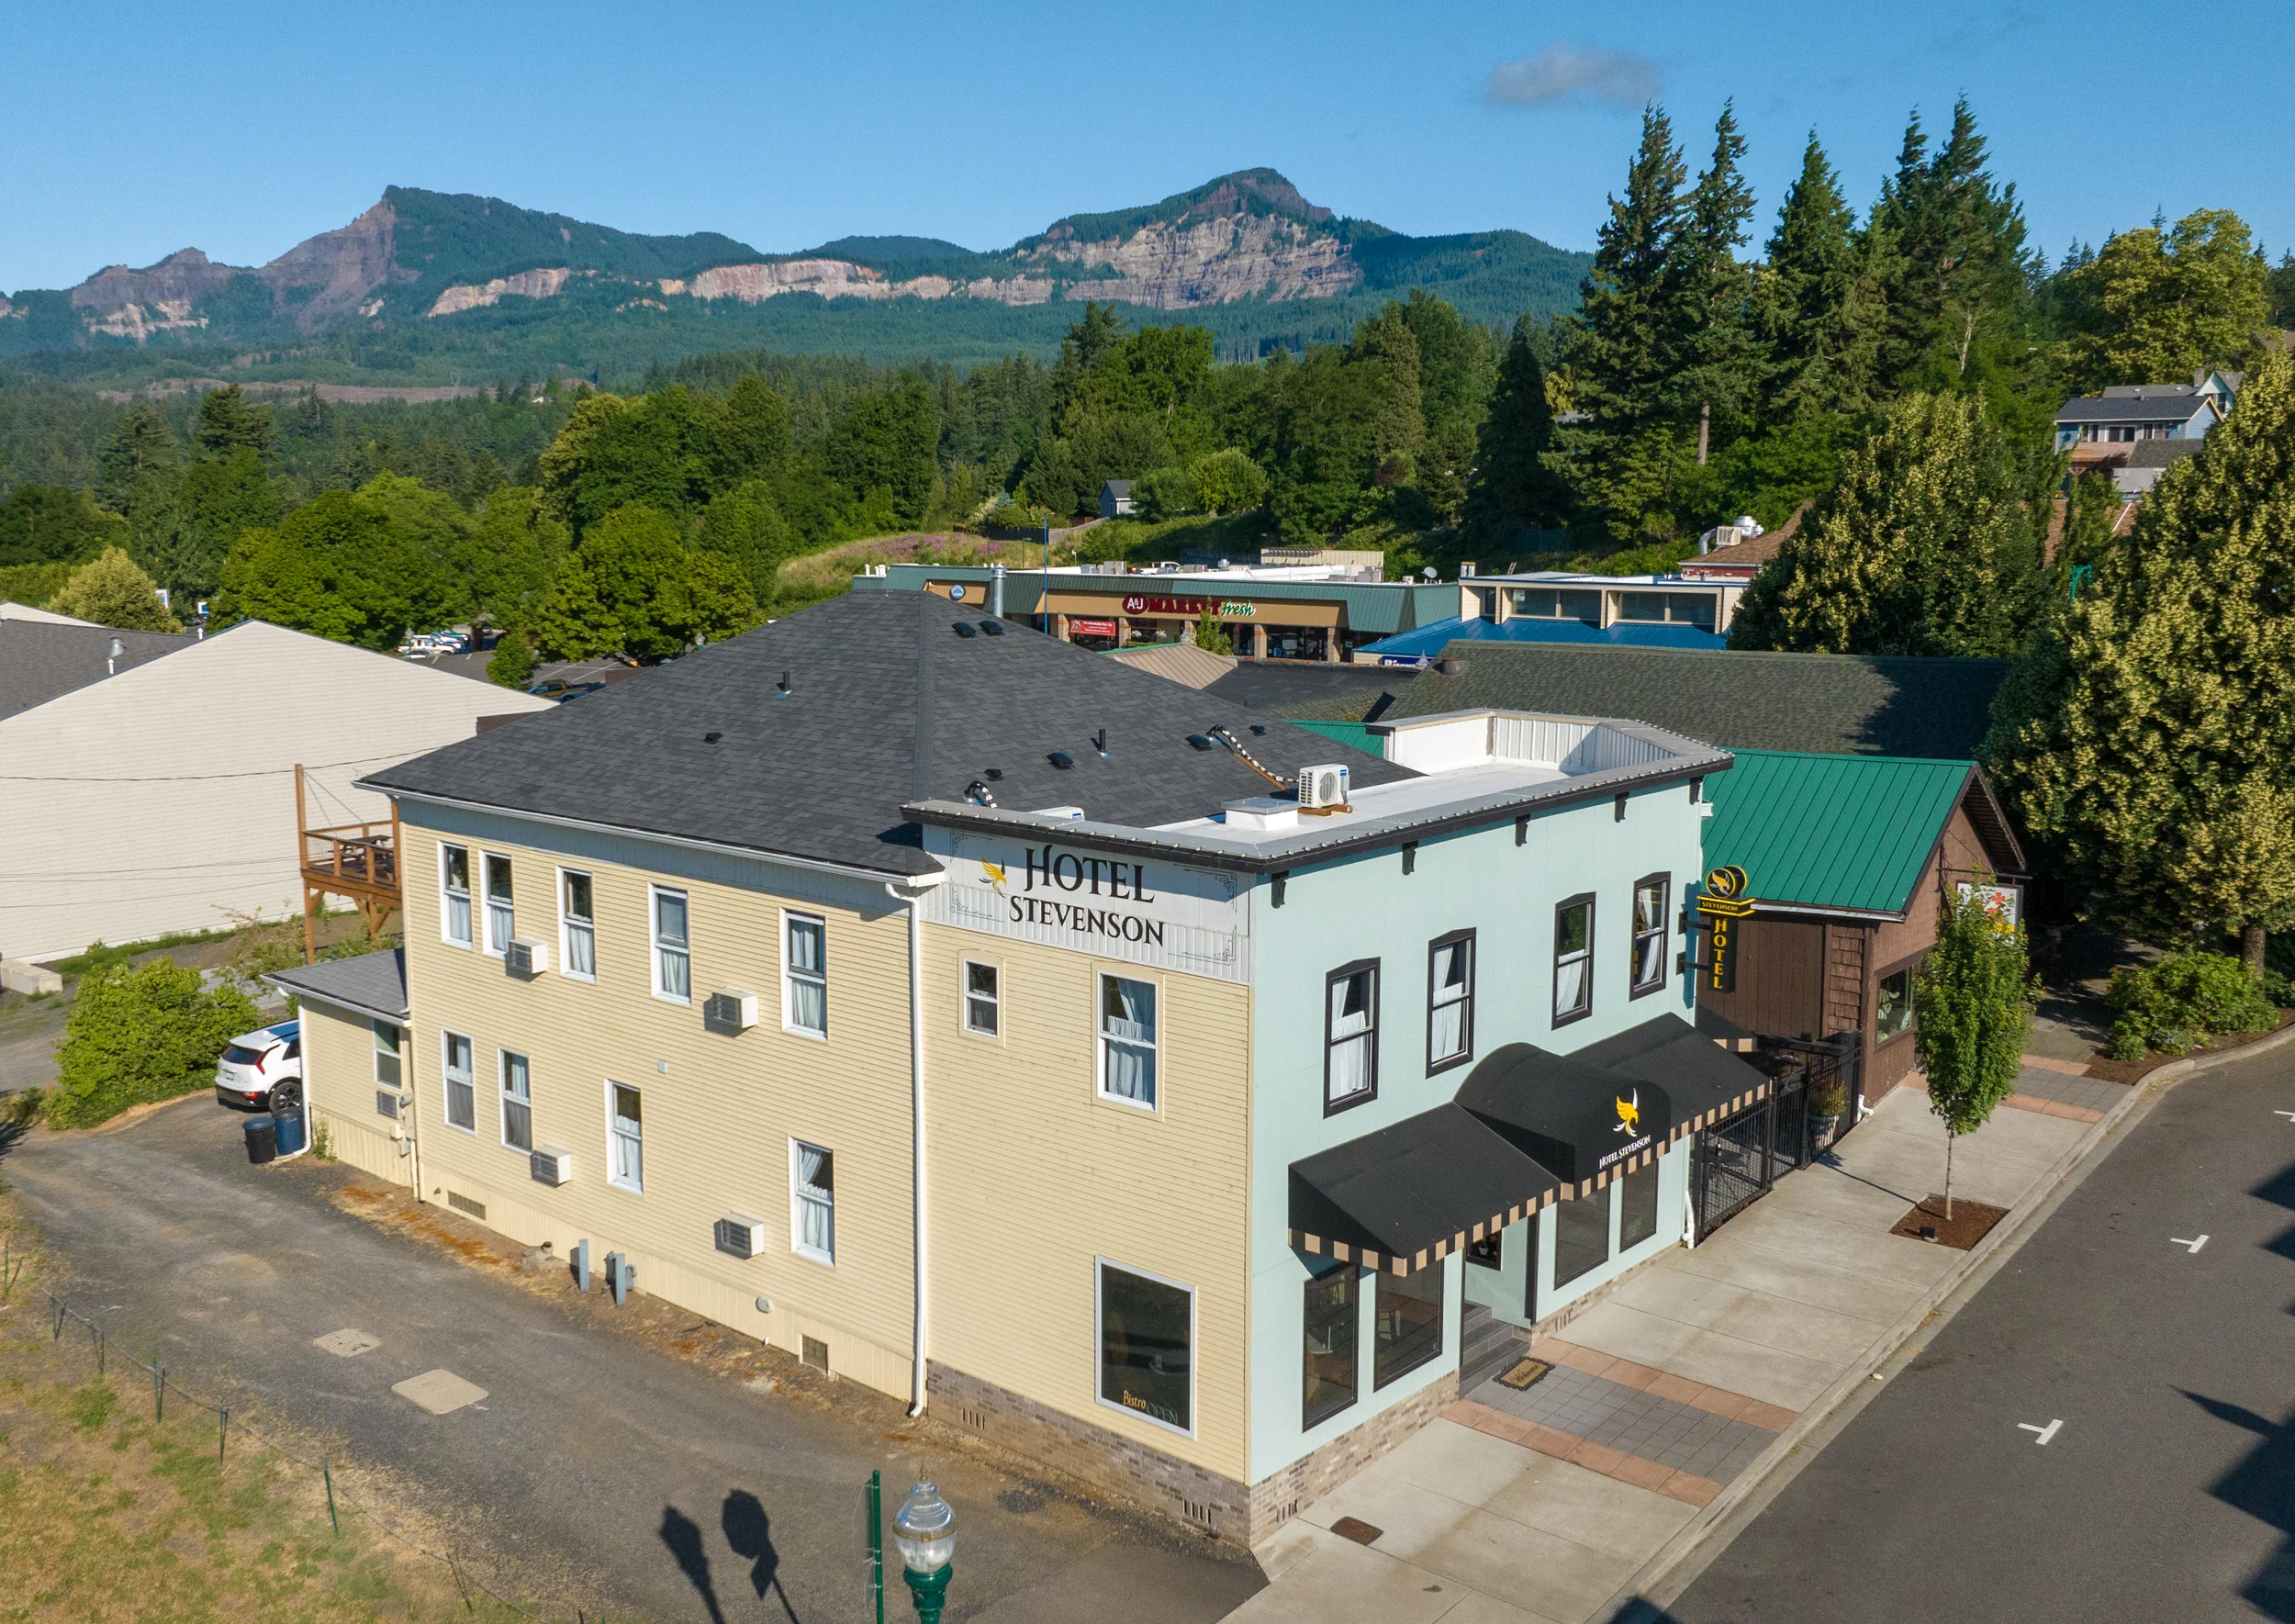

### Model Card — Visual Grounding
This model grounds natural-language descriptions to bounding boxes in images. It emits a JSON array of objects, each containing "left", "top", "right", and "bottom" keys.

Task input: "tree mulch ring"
[{"left": 1890, "top": 1195, "right": 2010, "bottom": 1250}]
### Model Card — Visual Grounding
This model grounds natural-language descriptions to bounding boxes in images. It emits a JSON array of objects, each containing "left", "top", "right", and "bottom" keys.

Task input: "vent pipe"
[{"left": 990, "top": 565, "right": 1006, "bottom": 619}]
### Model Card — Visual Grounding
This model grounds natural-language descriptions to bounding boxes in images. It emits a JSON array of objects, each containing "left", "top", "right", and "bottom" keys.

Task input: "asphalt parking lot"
[{"left": 2, "top": 1093, "right": 1262, "bottom": 1623}]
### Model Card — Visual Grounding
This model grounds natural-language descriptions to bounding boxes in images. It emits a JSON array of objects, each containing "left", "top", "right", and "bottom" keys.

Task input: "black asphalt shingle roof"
[
  {"left": 0, "top": 621, "right": 195, "bottom": 721},
  {"left": 363, "top": 592, "right": 1419, "bottom": 876},
  {"left": 265, "top": 947, "right": 409, "bottom": 1022},
  {"left": 2054, "top": 395, "right": 2215, "bottom": 424},
  {"left": 1369, "top": 643, "right": 2010, "bottom": 759}
]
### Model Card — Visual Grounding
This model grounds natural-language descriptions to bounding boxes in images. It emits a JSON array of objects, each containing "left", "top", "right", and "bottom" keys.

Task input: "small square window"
[{"left": 963, "top": 961, "right": 1000, "bottom": 1036}]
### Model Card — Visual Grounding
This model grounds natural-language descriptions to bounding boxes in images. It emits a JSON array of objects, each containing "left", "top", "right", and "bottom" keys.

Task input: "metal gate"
[{"left": 1691, "top": 1034, "right": 1862, "bottom": 1239}]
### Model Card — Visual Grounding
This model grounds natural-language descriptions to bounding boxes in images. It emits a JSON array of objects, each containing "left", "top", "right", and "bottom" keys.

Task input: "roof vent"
[
  {"left": 952, "top": 622, "right": 978, "bottom": 638},
  {"left": 703, "top": 731, "right": 722, "bottom": 744},
  {"left": 776, "top": 670, "right": 792, "bottom": 699},
  {"left": 1047, "top": 751, "right": 1074, "bottom": 769},
  {"left": 965, "top": 779, "right": 999, "bottom": 807},
  {"left": 1092, "top": 728, "right": 1111, "bottom": 759},
  {"left": 1186, "top": 734, "right": 1215, "bottom": 752},
  {"left": 978, "top": 620, "right": 1004, "bottom": 636},
  {"left": 983, "top": 767, "right": 1002, "bottom": 780},
  {"left": 1248, "top": 724, "right": 1266, "bottom": 735}
]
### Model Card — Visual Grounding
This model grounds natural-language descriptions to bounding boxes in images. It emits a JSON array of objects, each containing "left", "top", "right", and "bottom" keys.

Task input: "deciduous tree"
[
  {"left": 1915, "top": 884, "right": 2034, "bottom": 1217},
  {"left": 2063, "top": 208, "right": 2271, "bottom": 389},
  {"left": 46, "top": 547, "right": 181, "bottom": 631}
]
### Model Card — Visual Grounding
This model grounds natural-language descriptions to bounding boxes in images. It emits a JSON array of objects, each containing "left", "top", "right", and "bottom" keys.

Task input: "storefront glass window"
[
  {"left": 1506, "top": 588, "right": 1602, "bottom": 624},
  {"left": 1373, "top": 1261, "right": 1444, "bottom": 1387},
  {"left": 1618, "top": 1161, "right": 1661, "bottom": 1250},
  {"left": 1876, "top": 968, "right": 1916, "bottom": 1040},
  {"left": 1101, "top": 1262, "right": 1192, "bottom": 1433},
  {"left": 1303, "top": 1265, "right": 1359, "bottom": 1428},
  {"left": 1553, "top": 1187, "right": 1611, "bottom": 1288}
]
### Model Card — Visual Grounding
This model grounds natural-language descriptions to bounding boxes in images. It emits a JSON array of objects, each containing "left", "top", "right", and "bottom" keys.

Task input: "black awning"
[
  {"left": 1288, "top": 1103, "right": 1561, "bottom": 1276},
  {"left": 1455, "top": 1043, "right": 1673, "bottom": 1190},
  {"left": 1572, "top": 1013, "right": 1770, "bottom": 1138}
]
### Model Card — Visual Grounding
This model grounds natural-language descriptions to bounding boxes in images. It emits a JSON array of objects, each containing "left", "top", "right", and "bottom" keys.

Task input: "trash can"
[
  {"left": 271, "top": 1081, "right": 306, "bottom": 1157},
  {"left": 243, "top": 1115, "right": 277, "bottom": 1165},
  {"left": 273, "top": 1109, "right": 306, "bottom": 1158}
]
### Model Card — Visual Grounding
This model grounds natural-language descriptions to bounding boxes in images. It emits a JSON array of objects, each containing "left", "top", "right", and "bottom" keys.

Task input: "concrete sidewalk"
[{"left": 1229, "top": 1077, "right": 2099, "bottom": 1624}]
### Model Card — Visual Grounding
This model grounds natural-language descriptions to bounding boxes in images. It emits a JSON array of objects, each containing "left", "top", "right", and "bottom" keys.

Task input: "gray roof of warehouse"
[
  {"left": 363, "top": 591, "right": 1418, "bottom": 877},
  {"left": 1369, "top": 643, "right": 2010, "bottom": 759},
  {"left": 265, "top": 947, "right": 408, "bottom": 1021},
  {"left": 2054, "top": 394, "right": 2215, "bottom": 423},
  {"left": 0, "top": 621, "right": 196, "bottom": 721}
]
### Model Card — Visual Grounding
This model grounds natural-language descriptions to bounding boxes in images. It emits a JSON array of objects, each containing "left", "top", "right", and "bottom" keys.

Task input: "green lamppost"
[{"left": 890, "top": 1478, "right": 956, "bottom": 1621}]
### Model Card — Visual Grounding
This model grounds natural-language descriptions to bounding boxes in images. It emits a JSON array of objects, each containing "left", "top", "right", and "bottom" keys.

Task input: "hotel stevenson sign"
[
  {"left": 1695, "top": 865, "right": 1755, "bottom": 994},
  {"left": 921, "top": 830, "right": 1252, "bottom": 983}
]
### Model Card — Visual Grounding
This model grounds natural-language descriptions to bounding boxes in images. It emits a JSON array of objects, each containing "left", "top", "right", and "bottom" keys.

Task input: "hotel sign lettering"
[
  {"left": 922, "top": 830, "right": 1253, "bottom": 983},
  {"left": 1695, "top": 865, "right": 1755, "bottom": 995}
]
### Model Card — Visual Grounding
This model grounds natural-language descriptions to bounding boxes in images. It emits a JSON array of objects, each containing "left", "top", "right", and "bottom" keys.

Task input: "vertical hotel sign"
[{"left": 1695, "top": 865, "right": 1754, "bottom": 994}]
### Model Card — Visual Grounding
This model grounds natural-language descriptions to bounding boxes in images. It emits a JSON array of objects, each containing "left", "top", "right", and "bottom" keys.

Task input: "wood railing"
[{"left": 295, "top": 764, "right": 403, "bottom": 963}]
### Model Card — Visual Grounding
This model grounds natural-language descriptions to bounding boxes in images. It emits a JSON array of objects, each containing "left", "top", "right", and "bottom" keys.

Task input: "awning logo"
[{"left": 1614, "top": 1089, "right": 1641, "bottom": 1136}]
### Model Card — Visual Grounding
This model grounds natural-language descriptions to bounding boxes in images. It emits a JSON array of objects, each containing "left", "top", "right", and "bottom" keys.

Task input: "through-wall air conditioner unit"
[
  {"left": 530, "top": 1146, "right": 574, "bottom": 1187},
  {"left": 506, "top": 937, "right": 548, "bottom": 977},
  {"left": 376, "top": 1089, "right": 409, "bottom": 1122},
  {"left": 1298, "top": 764, "right": 1351, "bottom": 811},
  {"left": 714, "top": 1213, "right": 767, "bottom": 1260},
  {"left": 704, "top": 988, "right": 759, "bottom": 1033}
]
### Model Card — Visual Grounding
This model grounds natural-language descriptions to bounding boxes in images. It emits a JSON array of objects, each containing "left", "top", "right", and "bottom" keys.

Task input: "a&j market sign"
[{"left": 920, "top": 830, "right": 1253, "bottom": 983}]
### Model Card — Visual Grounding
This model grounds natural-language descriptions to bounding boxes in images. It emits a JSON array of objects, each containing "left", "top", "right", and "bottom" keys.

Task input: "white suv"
[{"left": 214, "top": 1020, "right": 301, "bottom": 1109}]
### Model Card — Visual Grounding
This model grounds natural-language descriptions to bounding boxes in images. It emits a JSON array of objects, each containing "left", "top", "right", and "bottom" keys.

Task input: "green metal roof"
[
  {"left": 1703, "top": 749, "right": 1976, "bottom": 917},
  {"left": 1293, "top": 720, "right": 1380, "bottom": 754}
]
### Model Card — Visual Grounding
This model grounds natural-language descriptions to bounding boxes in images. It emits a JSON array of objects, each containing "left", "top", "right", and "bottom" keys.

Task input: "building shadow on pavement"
[{"left": 2178, "top": 1392, "right": 2295, "bottom": 1621}]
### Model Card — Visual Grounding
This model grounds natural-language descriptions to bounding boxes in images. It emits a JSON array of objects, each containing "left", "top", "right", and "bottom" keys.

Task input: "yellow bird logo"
[
  {"left": 1614, "top": 1090, "right": 1640, "bottom": 1136},
  {"left": 981, "top": 861, "right": 1009, "bottom": 894}
]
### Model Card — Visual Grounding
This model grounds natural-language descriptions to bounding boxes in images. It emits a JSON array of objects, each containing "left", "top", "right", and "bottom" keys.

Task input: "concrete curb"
[{"left": 1595, "top": 1020, "right": 2295, "bottom": 1620}]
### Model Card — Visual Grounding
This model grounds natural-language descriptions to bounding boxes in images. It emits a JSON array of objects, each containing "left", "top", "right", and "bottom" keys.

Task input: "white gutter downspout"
[{"left": 888, "top": 871, "right": 948, "bottom": 1417}]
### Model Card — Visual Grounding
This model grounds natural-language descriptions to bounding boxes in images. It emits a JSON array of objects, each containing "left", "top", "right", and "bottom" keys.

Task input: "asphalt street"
[
  {"left": 1664, "top": 1045, "right": 2295, "bottom": 1624},
  {"left": 0, "top": 1095, "right": 1262, "bottom": 1624}
]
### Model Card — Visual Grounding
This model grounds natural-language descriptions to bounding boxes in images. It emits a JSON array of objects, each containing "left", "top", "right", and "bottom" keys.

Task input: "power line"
[{"left": 0, "top": 751, "right": 407, "bottom": 784}]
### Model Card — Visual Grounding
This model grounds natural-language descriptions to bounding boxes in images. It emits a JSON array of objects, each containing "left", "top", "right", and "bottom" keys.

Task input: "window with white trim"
[
  {"left": 1554, "top": 894, "right": 1595, "bottom": 1025},
  {"left": 784, "top": 913, "right": 826, "bottom": 1036},
  {"left": 561, "top": 869, "right": 595, "bottom": 980},
  {"left": 442, "top": 1031, "right": 475, "bottom": 1131},
  {"left": 441, "top": 845, "right": 472, "bottom": 946},
  {"left": 1427, "top": 932, "right": 1472, "bottom": 1072},
  {"left": 499, "top": 1051, "right": 532, "bottom": 1152},
  {"left": 790, "top": 1140, "right": 834, "bottom": 1264},
  {"left": 609, "top": 1083, "right": 644, "bottom": 1192},
  {"left": 483, "top": 854, "right": 514, "bottom": 956},
  {"left": 963, "top": 960, "right": 1000, "bottom": 1036},
  {"left": 652, "top": 887, "right": 690, "bottom": 1002},
  {"left": 1098, "top": 1259, "right": 1193, "bottom": 1435},
  {"left": 1098, "top": 974, "right": 1158, "bottom": 1108},
  {"left": 1325, "top": 961, "right": 1378, "bottom": 1112},
  {"left": 372, "top": 1021, "right": 402, "bottom": 1091}
]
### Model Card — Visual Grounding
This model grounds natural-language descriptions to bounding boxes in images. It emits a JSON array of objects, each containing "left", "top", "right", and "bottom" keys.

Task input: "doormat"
[
  {"left": 1496, "top": 1357, "right": 1551, "bottom": 1390},
  {"left": 1889, "top": 1195, "right": 2009, "bottom": 1250}
]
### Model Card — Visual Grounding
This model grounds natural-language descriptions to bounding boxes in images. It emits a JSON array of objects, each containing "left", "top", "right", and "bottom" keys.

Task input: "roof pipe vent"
[{"left": 776, "top": 670, "right": 793, "bottom": 699}]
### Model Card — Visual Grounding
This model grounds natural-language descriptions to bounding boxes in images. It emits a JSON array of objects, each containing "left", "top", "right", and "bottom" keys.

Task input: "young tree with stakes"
[{"left": 1914, "top": 883, "right": 2034, "bottom": 1220}]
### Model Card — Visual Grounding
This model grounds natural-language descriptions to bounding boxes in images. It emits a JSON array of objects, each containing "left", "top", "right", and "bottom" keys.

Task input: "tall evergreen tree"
[
  {"left": 96, "top": 406, "right": 181, "bottom": 510},
  {"left": 1464, "top": 315, "right": 1570, "bottom": 542},
  {"left": 1984, "top": 350, "right": 2295, "bottom": 975},
  {"left": 1672, "top": 102, "right": 1761, "bottom": 456},
  {"left": 1868, "top": 99, "right": 2031, "bottom": 391},
  {"left": 193, "top": 384, "right": 275, "bottom": 460},
  {"left": 1729, "top": 391, "right": 2039, "bottom": 655},
  {"left": 1757, "top": 133, "right": 1883, "bottom": 422}
]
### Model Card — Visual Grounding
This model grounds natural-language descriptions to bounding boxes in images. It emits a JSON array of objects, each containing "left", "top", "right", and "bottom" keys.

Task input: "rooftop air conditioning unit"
[
  {"left": 530, "top": 1146, "right": 573, "bottom": 1187},
  {"left": 704, "top": 989, "right": 759, "bottom": 1033},
  {"left": 1298, "top": 764, "right": 1351, "bottom": 811},
  {"left": 506, "top": 937, "right": 548, "bottom": 977},
  {"left": 714, "top": 1213, "right": 767, "bottom": 1259}
]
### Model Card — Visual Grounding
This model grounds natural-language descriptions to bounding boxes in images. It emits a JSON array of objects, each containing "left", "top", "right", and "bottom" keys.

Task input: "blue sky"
[{"left": 5, "top": 0, "right": 2291, "bottom": 293}]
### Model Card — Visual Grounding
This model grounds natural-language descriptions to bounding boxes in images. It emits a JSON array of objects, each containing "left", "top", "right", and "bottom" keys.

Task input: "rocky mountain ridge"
[{"left": 17, "top": 170, "right": 1584, "bottom": 351}]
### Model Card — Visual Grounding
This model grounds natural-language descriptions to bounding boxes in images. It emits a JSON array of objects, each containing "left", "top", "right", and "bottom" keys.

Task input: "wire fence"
[{"left": 2, "top": 1231, "right": 602, "bottom": 1623}]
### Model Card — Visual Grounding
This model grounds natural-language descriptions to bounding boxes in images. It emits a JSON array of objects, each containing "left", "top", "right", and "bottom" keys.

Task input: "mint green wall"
[
  {"left": 1245, "top": 781, "right": 1706, "bottom": 1484},
  {"left": 1463, "top": 1147, "right": 1690, "bottom": 1328}
]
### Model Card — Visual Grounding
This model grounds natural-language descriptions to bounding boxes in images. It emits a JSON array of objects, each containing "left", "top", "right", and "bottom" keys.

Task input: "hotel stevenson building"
[{"left": 280, "top": 590, "right": 1767, "bottom": 1544}]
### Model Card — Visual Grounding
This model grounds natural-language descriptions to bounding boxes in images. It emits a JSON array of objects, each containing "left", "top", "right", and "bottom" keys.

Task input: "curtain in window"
[
  {"left": 1101, "top": 977, "right": 1157, "bottom": 1103},
  {"left": 795, "top": 1144, "right": 834, "bottom": 1259},
  {"left": 610, "top": 1085, "right": 643, "bottom": 1188},
  {"left": 1429, "top": 942, "right": 1469, "bottom": 1060},
  {"left": 444, "top": 1036, "right": 475, "bottom": 1130},
  {"left": 565, "top": 874, "right": 595, "bottom": 977},
  {"left": 1555, "top": 902, "right": 1592, "bottom": 1019},
  {"left": 1554, "top": 958, "right": 1589, "bottom": 1018},
  {"left": 501, "top": 1053, "right": 531, "bottom": 1151},
  {"left": 442, "top": 847, "right": 471, "bottom": 946},
  {"left": 787, "top": 917, "right": 826, "bottom": 1033},
  {"left": 485, "top": 857, "right": 513, "bottom": 953},
  {"left": 1328, "top": 971, "right": 1373, "bottom": 1100},
  {"left": 1632, "top": 880, "right": 1667, "bottom": 990},
  {"left": 655, "top": 891, "right": 689, "bottom": 1000}
]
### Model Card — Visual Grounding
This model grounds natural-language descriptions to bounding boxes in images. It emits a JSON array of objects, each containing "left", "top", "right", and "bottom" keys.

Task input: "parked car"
[
  {"left": 527, "top": 678, "right": 607, "bottom": 701},
  {"left": 214, "top": 1020, "right": 301, "bottom": 1109}
]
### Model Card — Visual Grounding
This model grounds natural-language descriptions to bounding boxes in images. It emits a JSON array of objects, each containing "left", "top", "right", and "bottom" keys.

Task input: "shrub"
[
  {"left": 2107, "top": 950, "right": 2277, "bottom": 1060},
  {"left": 46, "top": 959, "right": 257, "bottom": 1128},
  {"left": 1131, "top": 465, "right": 1197, "bottom": 522}
]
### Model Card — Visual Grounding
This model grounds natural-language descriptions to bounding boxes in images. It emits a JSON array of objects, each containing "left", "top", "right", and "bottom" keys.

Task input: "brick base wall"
[{"left": 928, "top": 1361, "right": 1460, "bottom": 1548}]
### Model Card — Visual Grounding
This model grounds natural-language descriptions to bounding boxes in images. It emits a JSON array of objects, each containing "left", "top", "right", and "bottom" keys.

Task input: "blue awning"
[{"left": 1360, "top": 616, "right": 1728, "bottom": 661}]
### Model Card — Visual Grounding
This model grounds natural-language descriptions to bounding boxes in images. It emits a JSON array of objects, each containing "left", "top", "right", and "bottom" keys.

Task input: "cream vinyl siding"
[
  {"left": 297, "top": 998, "right": 411, "bottom": 1187},
  {"left": 0, "top": 621, "right": 551, "bottom": 964},
  {"left": 399, "top": 813, "right": 920, "bottom": 1401},
  {"left": 923, "top": 925, "right": 1253, "bottom": 1482}
]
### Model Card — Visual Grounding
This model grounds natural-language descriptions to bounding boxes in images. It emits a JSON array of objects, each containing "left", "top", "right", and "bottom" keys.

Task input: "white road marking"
[
  {"left": 2172, "top": 1235, "right": 2210, "bottom": 1254},
  {"left": 2277, "top": 1112, "right": 2295, "bottom": 1122},
  {"left": 2018, "top": 1419, "right": 2063, "bottom": 1446}
]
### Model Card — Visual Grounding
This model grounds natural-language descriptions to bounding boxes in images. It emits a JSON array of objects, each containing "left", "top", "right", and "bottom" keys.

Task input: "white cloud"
[{"left": 1483, "top": 45, "right": 1661, "bottom": 110}]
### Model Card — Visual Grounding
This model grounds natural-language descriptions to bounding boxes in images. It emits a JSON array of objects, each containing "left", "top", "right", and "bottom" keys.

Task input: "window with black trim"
[
  {"left": 1427, "top": 931, "right": 1474, "bottom": 1072},
  {"left": 1325, "top": 961, "right": 1379, "bottom": 1112},
  {"left": 1630, "top": 875, "right": 1670, "bottom": 997},
  {"left": 1876, "top": 965, "right": 1917, "bottom": 1041},
  {"left": 1373, "top": 1260, "right": 1443, "bottom": 1387},
  {"left": 1303, "top": 1262, "right": 1359, "bottom": 1428},
  {"left": 1553, "top": 894, "right": 1595, "bottom": 1025}
]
